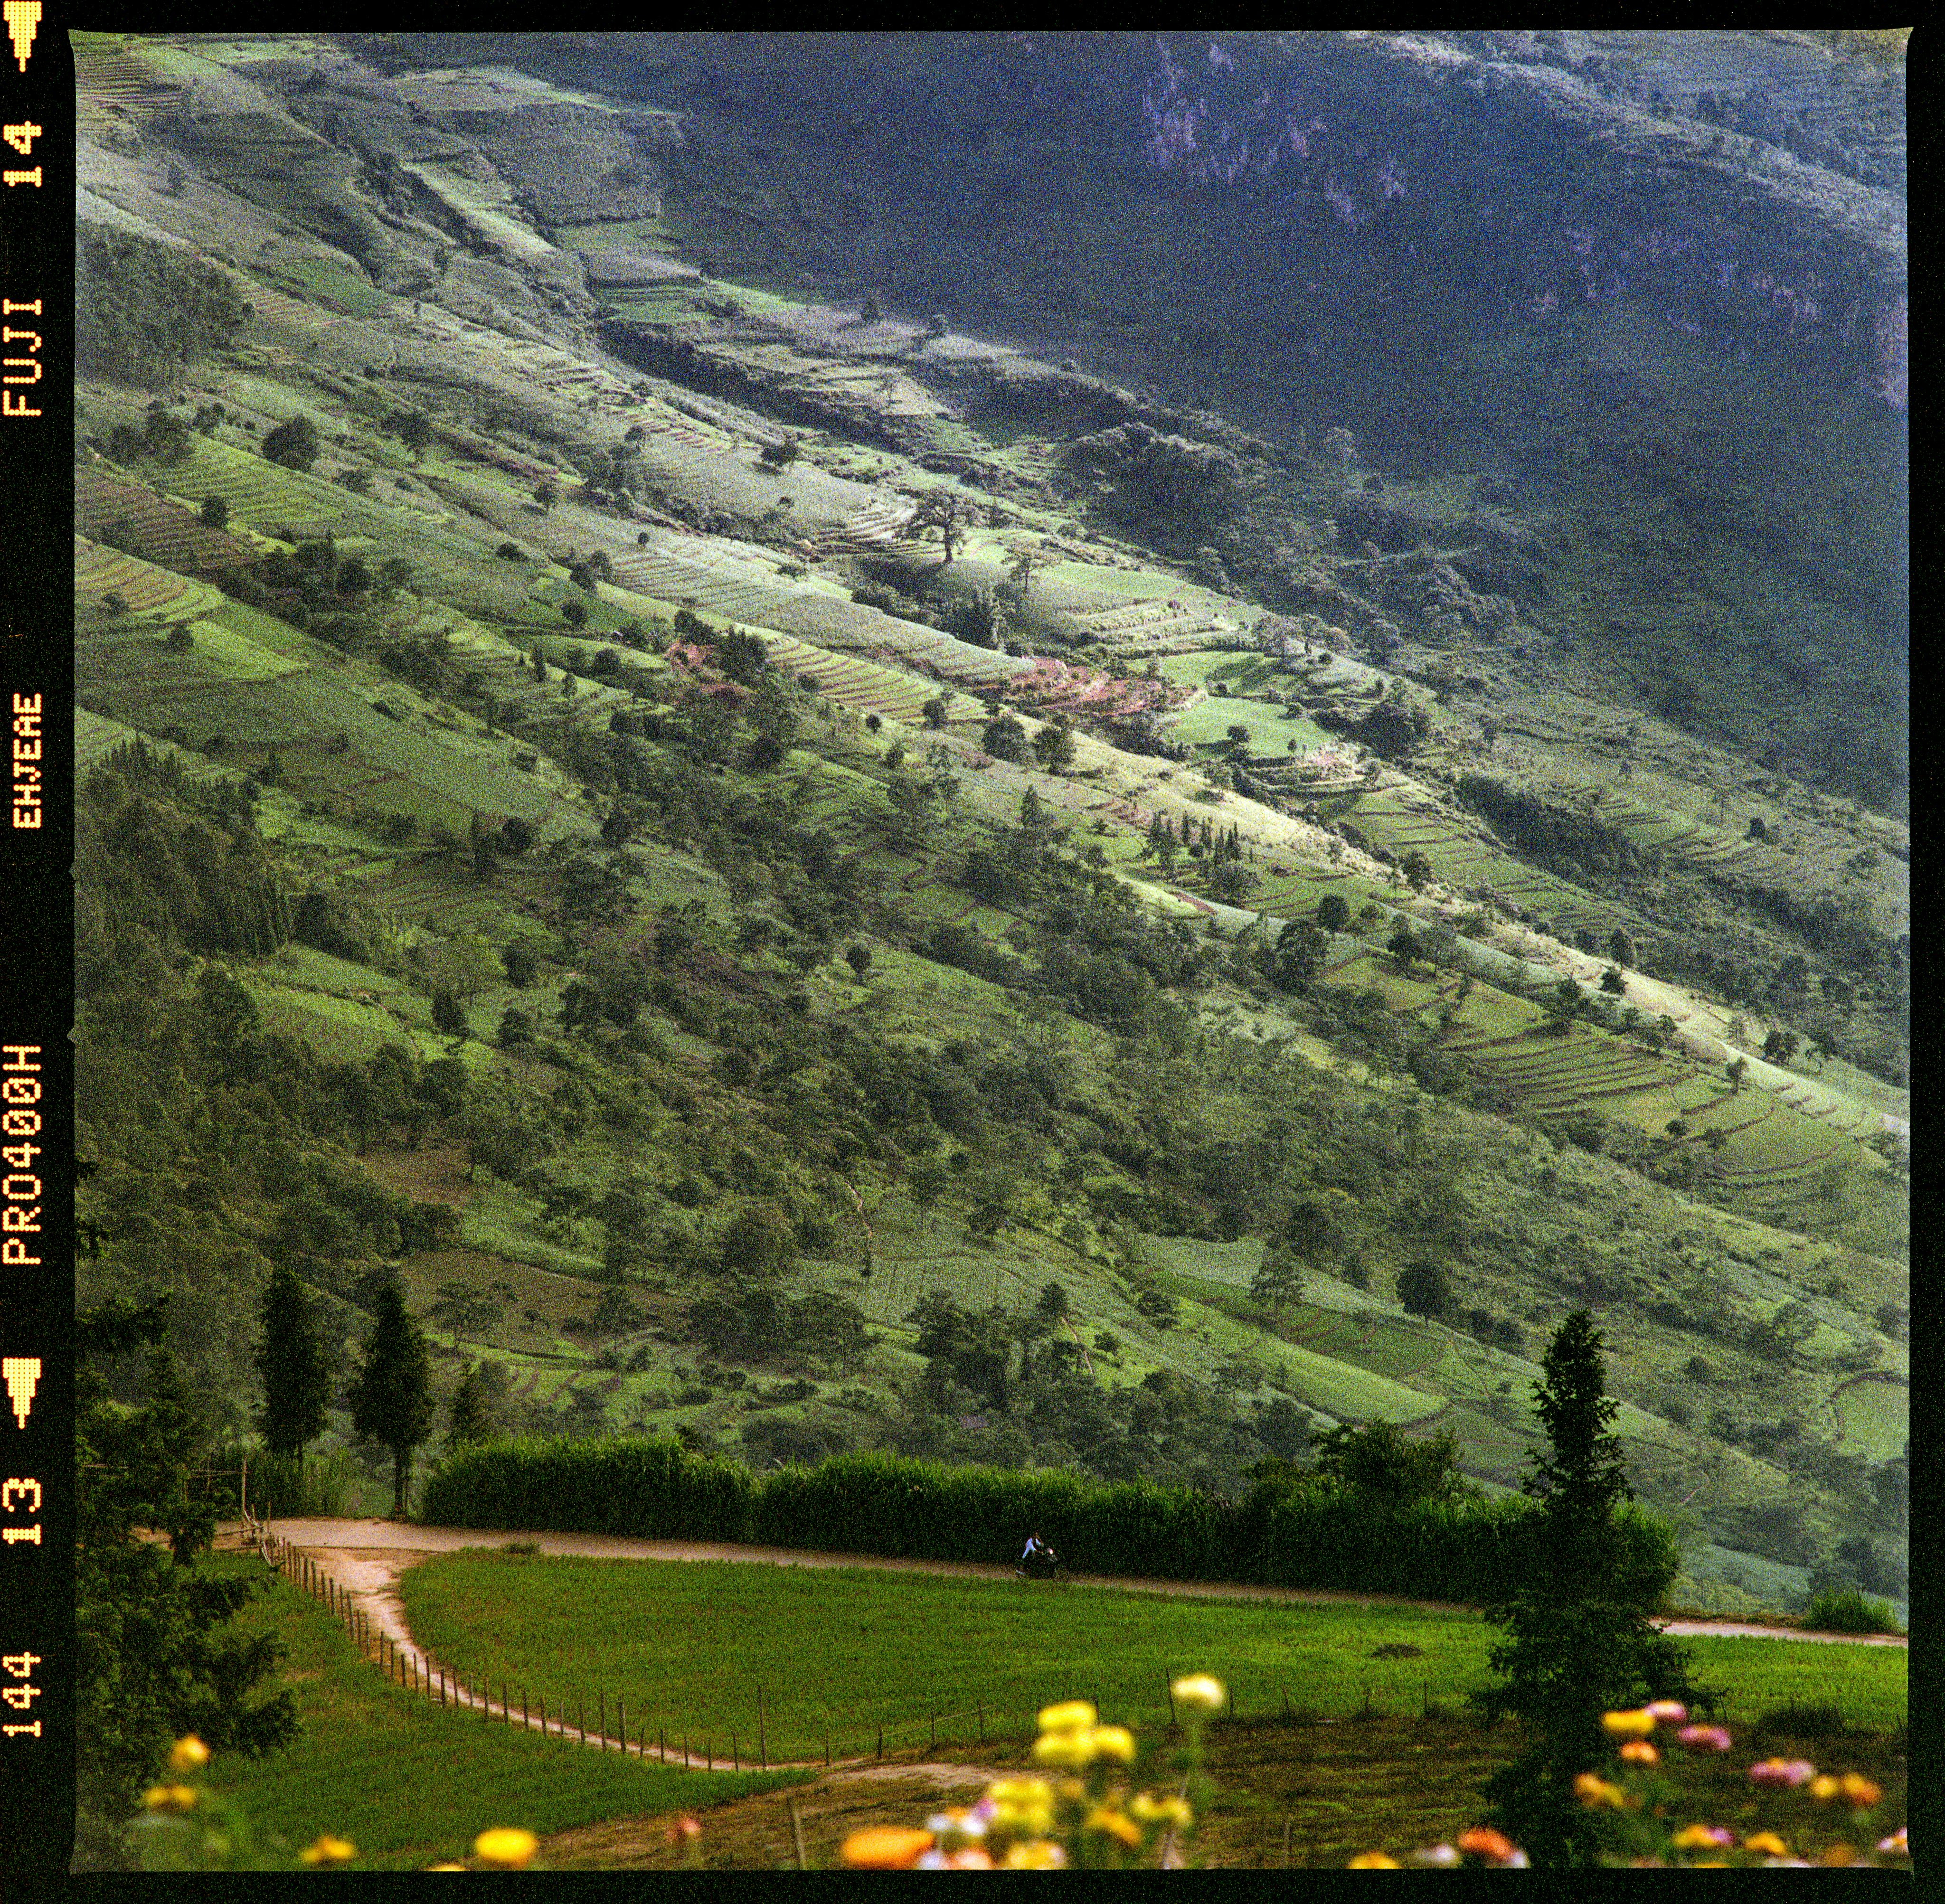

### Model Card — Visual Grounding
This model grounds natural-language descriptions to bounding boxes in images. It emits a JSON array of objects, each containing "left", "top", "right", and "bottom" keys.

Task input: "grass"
[
  {"left": 398, "top": 1554, "right": 1908, "bottom": 1768},
  {"left": 196, "top": 1551, "right": 807, "bottom": 1870}
]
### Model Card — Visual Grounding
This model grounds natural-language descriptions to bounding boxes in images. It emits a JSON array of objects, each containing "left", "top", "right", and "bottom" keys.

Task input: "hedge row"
[{"left": 418, "top": 1441, "right": 1681, "bottom": 1609}]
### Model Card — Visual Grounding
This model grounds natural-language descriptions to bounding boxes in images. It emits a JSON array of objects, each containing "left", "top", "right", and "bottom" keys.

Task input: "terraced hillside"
[{"left": 74, "top": 30, "right": 1906, "bottom": 1625}]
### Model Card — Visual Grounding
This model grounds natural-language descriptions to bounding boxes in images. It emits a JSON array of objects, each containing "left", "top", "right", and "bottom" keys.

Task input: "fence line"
[{"left": 250, "top": 1516, "right": 1216, "bottom": 1771}]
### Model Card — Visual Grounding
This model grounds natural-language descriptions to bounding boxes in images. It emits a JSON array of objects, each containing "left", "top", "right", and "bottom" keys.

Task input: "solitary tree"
[
  {"left": 255, "top": 1261, "right": 333, "bottom": 1462},
  {"left": 262, "top": 414, "right": 320, "bottom": 472},
  {"left": 347, "top": 1280, "right": 435, "bottom": 1518},
  {"left": 1400, "top": 849, "right": 1434, "bottom": 892},
  {"left": 1316, "top": 893, "right": 1350, "bottom": 933},
  {"left": 1474, "top": 1311, "right": 1702, "bottom": 1866},
  {"left": 199, "top": 494, "right": 230, "bottom": 530},
  {"left": 1250, "top": 1244, "right": 1305, "bottom": 1317},
  {"left": 446, "top": 1363, "right": 493, "bottom": 1447}
]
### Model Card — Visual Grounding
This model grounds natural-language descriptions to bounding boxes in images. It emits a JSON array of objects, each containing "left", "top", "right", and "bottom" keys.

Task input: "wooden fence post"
[
  {"left": 539, "top": 1693, "right": 547, "bottom": 1738},
  {"left": 757, "top": 1687, "right": 765, "bottom": 1769},
  {"left": 600, "top": 1691, "right": 606, "bottom": 1750},
  {"left": 732, "top": 1733, "right": 738, "bottom": 1771},
  {"left": 522, "top": 1688, "right": 529, "bottom": 1732}
]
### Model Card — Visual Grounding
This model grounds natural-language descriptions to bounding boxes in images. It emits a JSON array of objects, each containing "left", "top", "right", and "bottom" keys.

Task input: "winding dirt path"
[{"left": 244, "top": 1516, "right": 1905, "bottom": 1771}]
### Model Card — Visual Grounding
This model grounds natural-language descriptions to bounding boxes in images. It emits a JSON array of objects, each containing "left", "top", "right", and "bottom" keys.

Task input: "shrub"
[
  {"left": 262, "top": 415, "right": 320, "bottom": 472},
  {"left": 1803, "top": 1589, "right": 1903, "bottom": 1636}
]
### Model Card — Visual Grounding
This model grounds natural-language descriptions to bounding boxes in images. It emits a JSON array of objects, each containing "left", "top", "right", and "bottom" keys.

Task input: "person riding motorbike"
[{"left": 1018, "top": 1532, "right": 1059, "bottom": 1579}]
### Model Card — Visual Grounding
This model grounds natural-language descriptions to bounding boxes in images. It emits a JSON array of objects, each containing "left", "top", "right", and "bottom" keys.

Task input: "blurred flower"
[
  {"left": 1644, "top": 1700, "right": 1688, "bottom": 1724},
  {"left": 1839, "top": 1774, "right": 1881, "bottom": 1809},
  {"left": 1348, "top": 1851, "right": 1401, "bottom": 1867},
  {"left": 918, "top": 1847, "right": 995, "bottom": 1869},
  {"left": 1089, "top": 1725, "right": 1136, "bottom": 1764},
  {"left": 1039, "top": 1701, "right": 1095, "bottom": 1734},
  {"left": 142, "top": 1785, "right": 198, "bottom": 1812},
  {"left": 1601, "top": 1709, "right": 1655, "bottom": 1737},
  {"left": 1671, "top": 1825, "right": 1735, "bottom": 1850},
  {"left": 1877, "top": 1828, "right": 1908, "bottom": 1856},
  {"left": 1409, "top": 1843, "right": 1458, "bottom": 1866},
  {"left": 1456, "top": 1827, "right": 1519, "bottom": 1862},
  {"left": 1742, "top": 1832, "right": 1789, "bottom": 1856},
  {"left": 1032, "top": 1730, "right": 1095, "bottom": 1769},
  {"left": 1749, "top": 1758, "right": 1816, "bottom": 1789},
  {"left": 300, "top": 1835, "right": 357, "bottom": 1865},
  {"left": 842, "top": 1828, "right": 935, "bottom": 1869},
  {"left": 1815, "top": 1843, "right": 1860, "bottom": 1866},
  {"left": 1809, "top": 1775, "right": 1842, "bottom": 1803},
  {"left": 1171, "top": 1675, "right": 1225, "bottom": 1712},
  {"left": 927, "top": 1807, "right": 987, "bottom": 1839},
  {"left": 1618, "top": 1741, "right": 1659, "bottom": 1767},
  {"left": 988, "top": 1777, "right": 1055, "bottom": 1838},
  {"left": 1002, "top": 1840, "right": 1067, "bottom": 1868},
  {"left": 1676, "top": 1725, "right": 1732, "bottom": 1752},
  {"left": 1573, "top": 1775, "right": 1630, "bottom": 1810},
  {"left": 168, "top": 1736, "right": 211, "bottom": 1774},
  {"left": 474, "top": 1829, "right": 539, "bottom": 1868},
  {"left": 1085, "top": 1807, "right": 1143, "bottom": 1849},
  {"left": 424, "top": 1862, "right": 468, "bottom": 1871},
  {"left": 1130, "top": 1793, "right": 1193, "bottom": 1829}
]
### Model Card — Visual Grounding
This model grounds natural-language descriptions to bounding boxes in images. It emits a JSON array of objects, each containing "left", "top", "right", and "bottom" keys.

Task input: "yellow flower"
[
  {"left": 300, "top": 1835, "right": 357, "bottom": 1865},
  {"left": 988, "top": 1777, "right": 1055, "bottom": 1838},
  {"left": 1671, "top": 1825, "right": 1734, "bottom": 1850},
  {"left": 1348, "top": 1850, "right": 1401, "bottom": 1867},
  {"left": 1839, "top": 1774, "right": 1882, "bottom": 1809},
  {"left": 1032, "top": 1729, "right": 1095, "bottom": 1769},
  {"left": 1572, "top": 1774, "right": 1629, "bottom": 1810},
  {"left": 1131, "top": 1792, "right": 1194, "bottom": 1829},
  {"left": 424, "top": 1862, "right": 468, "bottom": 1871},
  {"left": 1171, "top": 1675, "right": 1226, "bottom": 1712},
  {"left": 142, "top": 1785, "right": 198, "bottom": 1811},
  {"left": 1601, "top": 1708, "right": 1655, "bottom": 1737},
  {"left": 1618, "top": 1740, "right": 1659, "bottom": 1766},
  {"left": 1038, "top": 1699, "right": 1096, "bottom": 1734},
  {"left": 1085, "top": 1807, "right": 1144, "bottom": 1849},
  {"left": 1809, "top": 1775, "right": 1843, "bottom": 1802},
  {"left": 1002, "top": 1840, "right": 1067, "bottom": 1868},
  {"left": 1742, "top": 1832, "right": 1789, "bottom": 1857},
  {"left": 841, "top": 1827, "right": 935, "bottom": 1869},
  {"left": 168, "top": 1736, "right": 211, "bottom": 1774},
  {"left": 473, "top": 1828, "right": 540, "bottom": 1868},
  {"left": 1089, "top": 1725, "right": 1137, "bottom": 1764}
]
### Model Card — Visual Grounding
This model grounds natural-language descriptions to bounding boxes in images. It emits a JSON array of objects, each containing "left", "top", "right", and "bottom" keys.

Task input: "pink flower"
[
  {"left": 1748, "top": 1758, "right": 1816, "bottom": 1789},
  {"left": 1676, "top": 1725, "right": 1732, "bottom": 1753},
  {"left": 1644, "top": 1700, "right": 1688, "bottom": 1724}
]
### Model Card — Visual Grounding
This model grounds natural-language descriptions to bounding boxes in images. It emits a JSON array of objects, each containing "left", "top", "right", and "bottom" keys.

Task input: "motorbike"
[{"left": 1014, "top": 1546, "right": 1069, "bottom": 1584}]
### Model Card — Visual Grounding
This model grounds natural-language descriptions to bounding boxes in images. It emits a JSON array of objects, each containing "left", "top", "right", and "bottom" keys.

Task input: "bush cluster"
[{"left": 420, "top": 1440, "right": 1681, "bottom": 1607}]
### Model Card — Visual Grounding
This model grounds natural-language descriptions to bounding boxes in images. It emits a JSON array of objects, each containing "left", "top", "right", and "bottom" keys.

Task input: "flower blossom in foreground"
[
  {"left": 472, "top": 1828, "right": 539, "bottom": 1868},
  {"left": 1600, "top": 1708, "right": 1655, "bottom": 1737},
  {"left": 842, "top": 1827, "right": 935, "bottom": 1869},
  {"left": 1749, "top": 1757, "right": 1816, "bottom": 1789},
  {"left": 300, "top": 1835, "right": 357, "bottom": 1865},
  {"left": 1676, "top": 1724, "right": 1732, "bottom": 1752},
  {"left": 1643, "top": 1700, "right": 1688, "bottom": 1724},
  {"left": 168, "top": 1736, "right": 211, "bottom": 1774},
  {"left": 1171, "top": 1675, "right": 1226, "bottom": 1712},
  {"left": 1455, "top": 1827, "right": 1521, "bottom": 1863},
  {"left": 1671, "top": 1824, "right": 1735, "bottom": 1851},
  {"left": 1348, "top": 1850, "right": 1400, "bottom": 1867}
]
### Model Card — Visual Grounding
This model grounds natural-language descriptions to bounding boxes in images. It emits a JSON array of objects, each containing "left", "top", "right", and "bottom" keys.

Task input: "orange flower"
[
  {"left": 842, "top": 1827, "right": 936, "bottom": 1869},
  {"left": 1742, "top": 1832, "right": 1789, "bottom": 1857},
  {"left": 1456, "top": 1827, "right": 1517, "bottom": 1863},
  {"left": 1347, "top": 1851, "right": 1401, "bottom": 1867},
  {"left": 1619, "top": 1740, "right": 1659, "bottom": 1766},
  {"left": 1816, "top": 1844, "right": 1860, "bottom": 1866},
  {"left": 1839, "top": 1774, "right": 1882, "bottom": 1809}
]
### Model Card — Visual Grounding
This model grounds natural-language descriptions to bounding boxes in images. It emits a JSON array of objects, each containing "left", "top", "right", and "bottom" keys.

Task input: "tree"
[
  {"left": 1474, "top": 1311, "right": 1702, "bottom": 1866},
  {"left": 717, "top": 1203, "right": 798, "bottom": 1282},
  {"left": 431, "top": 987, "right": 468, "bottom": 1038},
  {"left": 1032, "top": 720, "right": 1076, "bottom": 771},
  {"left": 76, "top": 1299, "right": 298, "bottom": 1866},
  {"left": 1317, "top": 893, "right": 1350, "bottom": 933},
  {"left": 1400, "top": 849, "right": 1433, "bottom": 892},
  {"left": 199, "top": 494, "right": 230, "bottom": 530},
  {"left": 446, "top": 1362, "right": 493, "bottom": 1446},
  {"left": 1250, "top": 1244, "right": 1305, "bottom": 1316},
  {"left": 534, "top": 481, "right": 557, "bottom": 511},
  {"left": 347, "top": 1280, "right": 435, "bottom": 1518},
  {"left": 254, "top": 1262, "right": 332, "bottom": 1461},
  {"left": 1396, "top": 1259, "right": 1450, "bottom": 1320},
  {"left": 923, "top": 696, "right": 948, "bottom": 729},
  {"left": 1598, "top": 966, "right": 1625, "bottom": 995},
  {"left": 1606, "top": 929, "right": 1634, "bottom": 970},
  {"left": 1386, "top": 922, "right": 1420, "bottom": 968},
  {"left": 982, "top": 711, "right": 1029, "bottom": 762},
  {"left": 910, "top": 490, "right": 972, "bottom": 562},
  {"left": 1762, "top": 1027, "right": 1800, "bottom": 1065},
  {"left": 261, "top": 414, "right": 319, "bottom": 472}
]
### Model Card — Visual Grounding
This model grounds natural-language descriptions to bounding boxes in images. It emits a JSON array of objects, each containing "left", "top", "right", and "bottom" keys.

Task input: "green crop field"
[
  {"left": 197, "top": 1552, "right": 805, "bottom": 1870},
  {"left": 397, "top": 1552, "right": 1908, "bottom": 1763}
]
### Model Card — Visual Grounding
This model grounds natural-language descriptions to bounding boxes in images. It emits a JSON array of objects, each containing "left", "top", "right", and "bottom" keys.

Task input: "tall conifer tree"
[
  {"left": 1474, "top": 1310, "right": 1704, "bottom": 1865},
  {"left": 348, "top": 1281, "right": 434, "bottom": 1518},
  {"left": 255, "top": 1261, "right": 332, "bottom": 1462}
]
